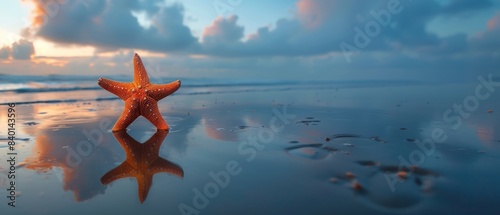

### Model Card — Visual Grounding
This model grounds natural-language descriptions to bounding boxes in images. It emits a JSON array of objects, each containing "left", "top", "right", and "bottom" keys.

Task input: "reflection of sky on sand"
[
  {"left": 1, "top": 82, "right": 500, "bottom": 214},
  {"left": 21, "top": 110, "right": 121, "bottom": 202}
]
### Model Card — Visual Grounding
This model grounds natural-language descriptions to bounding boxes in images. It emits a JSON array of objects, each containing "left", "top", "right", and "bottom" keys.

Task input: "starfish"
[
  {"left": 101, "top": 130, "right": 184, "bottom": 203},
  {"left": 98, "top": 53, "right": 181, "bottom": 131}
]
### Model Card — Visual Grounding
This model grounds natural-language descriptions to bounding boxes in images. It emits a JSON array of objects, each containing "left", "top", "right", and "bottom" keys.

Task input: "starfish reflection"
[{"left": 101, "top": 130, "right": 183, "bottom": 203}]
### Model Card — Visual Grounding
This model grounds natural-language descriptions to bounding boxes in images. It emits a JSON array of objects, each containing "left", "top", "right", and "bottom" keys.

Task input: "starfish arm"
[
  {"left": 147, "top": 80, "right": 181, "bottom": 101},
  {"left": 100, "top": 162, "right": 134, "bottom": 185},
  {"left": 98, "top": 53, "right": 181, "bottom": 132},
  {"left": 137, "top": 174, "right": 153, "bottom": 203},
  {"left": 113, "top": 130, "right": 142, "bottom": 158},
  {"left": 151, "top": 158, "right": 184, "bottom": 178},
  {"left": 141, "top": 97, "right": 169, "bottom": 130},
  {"left": 112, "top": 99, "right": 141, "bottom": 131},
  {"left": 97, "top": 78, "right": 133, "bottom": 100},
  {"left": 142, "top": 130, "right": 168, "bottom": 165},
  {"left": 133, "top": 53, "right": 150, "bottom": 87},
  {"left": 144, "top": 130, "right": 168, "bottom": 155}
]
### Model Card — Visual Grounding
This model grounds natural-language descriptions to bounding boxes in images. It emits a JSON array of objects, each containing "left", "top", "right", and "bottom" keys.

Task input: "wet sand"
[{"left": 1, "top": 81, "right": 500, "bottom": 214}]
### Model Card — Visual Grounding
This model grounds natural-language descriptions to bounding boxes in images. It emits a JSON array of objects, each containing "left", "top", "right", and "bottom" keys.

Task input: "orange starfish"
[
  {"left": 98, "top": 53, "right": 181, "bottom": 131},
  {"left": 101, "top": 130, "right": 184, "bottom": 203}
]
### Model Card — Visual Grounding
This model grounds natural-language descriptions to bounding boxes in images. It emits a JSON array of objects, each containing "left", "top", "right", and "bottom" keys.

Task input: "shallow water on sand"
[{"left": 1, "top": 82, "right": 499, "bottom": 215}]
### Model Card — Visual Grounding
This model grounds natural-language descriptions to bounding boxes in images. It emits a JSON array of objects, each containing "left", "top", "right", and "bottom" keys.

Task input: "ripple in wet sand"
[
  {"left": 379, "top": 165, "right": 438, "bottom": 177},
  {"left": 327, "top": 161, "right": 439, "bottom": 212},
  {"left": 355, "top": 160, "right": 379, "bottom": 167},
  {"left": 295, "top": 120, "right": 321, "bottom": 126},
  {"left": 354, "top": 170, "right": 427, "bottom": 212},
  {"left": 370, "top": 136, "right": 387, "bottom": 143},
  {"left": 405, "top": 138, "right": 418, "bottom": 143},
  {"left": 24, "top": 121, "right": 39, "bottom": 126},
  {"left": 230, "top": 125, "right": 253, "bottom": 131},
  {"left": 329, "top": 134, "right": 361, "bottom": 139},
  {"left": 237, "top": 125, "right": 251, "bottom": 129},
  {"left": 343, "top": 143, "right": 355, "bottom": 147},
  {"left": 325, "top": 134, "right": 387, "bottom": 146},
  {"left": 285, "top": 144, "right": 332, "bottom": 160}
]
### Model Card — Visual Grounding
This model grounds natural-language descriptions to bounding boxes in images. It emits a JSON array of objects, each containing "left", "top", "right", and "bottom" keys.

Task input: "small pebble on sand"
[
  {"left": 397, "top": 171, "right": 408, "bottom": 179},
  {"left": 329, "top": 177, "right": 339, "bottom": 183},
  {"left": 351, "top": 181, "right": 363, "bottom": 190},
  {"left": 345, "top": 172, "right": 355, "bottom": 179}
]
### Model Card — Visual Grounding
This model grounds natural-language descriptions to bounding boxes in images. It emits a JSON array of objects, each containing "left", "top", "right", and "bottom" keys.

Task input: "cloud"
[
  {"left": 381, "top": 0, "right": 441, "bottom": 48},
  {"left": 202, "top": 15, "right": 244, "bottom": 45},
  {"left": 25, "top": 0, "right": 196, "bottom": 52},
  {"left": 0, "top": 39, "right": 35, "bottom": 60},
  {"left": 425, "top": 33, "right": 468, "bottom": 54},
  {"left": 14, "top": 0, "right": 498, "bottom": 81},
  {"left": 198, "top": 15, "right": 246, "bottom": 55},
  {"left": 196, "top": 0, "right": 376, "bottom": 56},
  {"left": 296, "top": 0, "right": 336, "bottom": 28},
  {"left": 11, "top": 39, "right": 35, "bottom": 60},
  {"left": 24, "top": 0, "right": 497, "bottom": 58},
  {"left": 487, "top": 12, "right": 500, "bottom": 30},
  {"left": 470, "top": 12, "right": 500, "bottom": 52},
  {"left": 198, "top": 0, "right": 491, "bottom": 57},
  {"left": 0, "top": 46, "right": 10, "bottom": 59},
  {"left": 442, "top": 0, "right": 493, "bottom": 15}
]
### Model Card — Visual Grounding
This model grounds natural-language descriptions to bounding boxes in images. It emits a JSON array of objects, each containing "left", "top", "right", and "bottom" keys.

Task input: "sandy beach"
[{"left": 1, "top": 78, "right": 499, "bottom": 214}]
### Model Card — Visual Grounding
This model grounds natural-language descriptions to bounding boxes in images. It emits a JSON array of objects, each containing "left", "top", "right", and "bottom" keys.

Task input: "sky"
[{"left": 0, "top": 0, "right": 499, "bottom": 81}]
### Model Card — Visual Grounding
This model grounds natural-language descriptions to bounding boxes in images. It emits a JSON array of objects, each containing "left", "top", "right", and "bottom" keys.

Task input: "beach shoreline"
[{"left": 1, "top": 81, "right": 499, "bottom": 214}]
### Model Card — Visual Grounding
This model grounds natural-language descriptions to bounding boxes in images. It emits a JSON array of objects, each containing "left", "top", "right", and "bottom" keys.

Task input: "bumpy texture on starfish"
[
  {"left": 98, "top": 53, "right": 180, "bottom": 131},
  {"left": 101, "top": 130, "right": 184, "bottom": 203}
]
